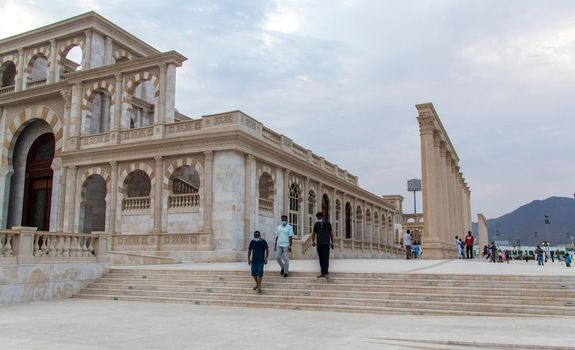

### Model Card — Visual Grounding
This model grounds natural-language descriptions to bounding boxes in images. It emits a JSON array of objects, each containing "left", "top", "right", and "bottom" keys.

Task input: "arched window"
[
  {"left": 356, "top": 206, "right": 363, "bottom": 240},
  {"left": 86, "top": 90, "right": 111, "bottom": 134},
  {"left": 345, "top": 202, "right": 352, "bottom": 239},
  {"left": 0, "top": 61, "right": 16, "bottom": 87},
  {"left": 79, "top": 174, "right": 107, "bottom": 233},
  {"left": 130, "top": 80, "right": 156, "bottom": 128},
  {"left": 169, "top": 165, "right": 200, "bottom": 209},
  {"left": 122, "top": 170, "right": 151, "bottom": 211},
  {"left": 335, "top": 200, "right": 341, "bottom": 237},
  {"left": 321, "top": 193, "right": 329, "bottom": 220},
  {"left": 60, "top": 45, "right": 83, "bottom": 79},
  {"left": 28, "top": 54, "right": 48, "bottom": 83},
  {"left": 258, "top": 172, "right": 274, "bottom": 214},
  {"left": 289, "top": 183, "right": 300, "bottom": 236},
  {"left": 308, "top": 190, "right": 316, "bottom": 234}
]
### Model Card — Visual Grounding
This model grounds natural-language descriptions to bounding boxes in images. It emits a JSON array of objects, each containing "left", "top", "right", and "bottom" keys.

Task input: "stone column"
[
  {"left": 83, "top": 30, "right": 92, "bottom": 70},
  {"left": 477, "top": 213, "right": 488, "bottom": 252},
  {"left": 339, "top": 193, "right": 345, "bottom": 250},
  {"left": 433, "top": 134, "right": 446, "bottom": 245},
  {"left": 282, "top": 169, "right": 290, "bottom": 216},
  {"left": 112, "top": 73, "right": 123, "bottom": 143},
  {"left": 107, "top": 161, "right": 118, "bottom": 234},
  {"left": 153, "top": 156, "right": 163, "bottom": 233},
  {"left": 316, "top": 182, "right": 322, "bottom": 217},
  {"left": 59, "top": 89, "right": 72, "bottom": 151},
  {"left": 330, "top": 188, "right": 336, "bottom": 226},
  {"left": 203, "top": 151, "right": 213, "bottom": 232},
  {"left": 56, "top": 166, "right": 67, "bottom": 232},
  {"left": 417, "top": 115, "right": 443, "bottom": 258},
  {"left": 65, "top": 166, "right": 78, "bottom": 233},
  {"left": 157, "top": 64, "right": 167, "bottom": 124},
  {"left": 164, "top": 63, "right": 177, "bottom": 123},
  {"left": 459, "top": 173, "right": 467, "bottom": 234},
  {"left": 0, "top": 166, "right": 13, "bottom": 229},
  {"left": 351, "top": 197, "right": 356, "bottom": 251},
  {"left": 48, "top": 39, "right": 57, "bottom": 83},
  {"left": 104, "top": 36, "right": 113, "bottom": 65},
  {"left": 303, "top": 177, "right": 309, "bottom": 235},
  {"left": 71, "top": 82, "right": 82, "bottom": 149},
  {"left": 243, "top": 154, "right": 255, "bottom": 249},
  {"left": 15, "top": 48, "right": 25, "bottom": 91},
  {"left": 438, "top": 143, "right": 449, "bottom": 246}
]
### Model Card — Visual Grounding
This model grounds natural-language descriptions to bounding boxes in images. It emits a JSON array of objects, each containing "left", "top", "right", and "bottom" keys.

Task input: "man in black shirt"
[
  {"left": 312, "top": 212, "right": 334, "bottom": 278},
  {"left": 248, "top": 231, "right": 269, "bottom": 294}
]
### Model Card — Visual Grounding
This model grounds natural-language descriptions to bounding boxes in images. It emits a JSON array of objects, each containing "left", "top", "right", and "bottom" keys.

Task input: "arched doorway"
[
  {"left": 321, "top": 194, "right": 329, "bottom": 221},
  {"left": 22, "top": 133, "right": 55, "bottom": 231},
  {"left": 79, "top": 175, "right": 107, "bottom": 233},
  {"left": 345, "top": 202, "right": 352, "bottom": 239}
]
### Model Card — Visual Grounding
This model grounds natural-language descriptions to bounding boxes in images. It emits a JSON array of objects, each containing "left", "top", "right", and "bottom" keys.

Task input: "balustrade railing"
[
  {"left": 258, "top": 198, "right": 274, "bottom": 213},
  {"left": 27, "top": 79, "right": 47, "bottom": 89},
  {"left": 0, "top": 228, "right": 109, "bottom": 263},
  {"left": 168, "top": 193, "right": 200, "bottom": 209},
  {"left": 122, "top": 196, "right": 151, "bottom": 211},
  {"left": 0, "top": 85, "right": 15, "bottom": 95}
]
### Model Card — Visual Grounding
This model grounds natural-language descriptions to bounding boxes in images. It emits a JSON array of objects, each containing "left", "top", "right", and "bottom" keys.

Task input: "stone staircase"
[{"left": 75, "top": 269, "right": 575, "bottom": 317}]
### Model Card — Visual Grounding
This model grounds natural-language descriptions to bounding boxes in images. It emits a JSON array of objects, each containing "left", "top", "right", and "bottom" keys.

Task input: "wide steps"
[{"left": 76, "top": 269, "right": 575, "bottom": 317}]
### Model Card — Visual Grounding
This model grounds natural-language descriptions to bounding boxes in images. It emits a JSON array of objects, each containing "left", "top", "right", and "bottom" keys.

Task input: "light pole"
[
  {"left": 407, "top": 179, "right": 422, "bottom": 215},
  {"left": 544, "top": 215, "right": 550, "bottom": 258}
]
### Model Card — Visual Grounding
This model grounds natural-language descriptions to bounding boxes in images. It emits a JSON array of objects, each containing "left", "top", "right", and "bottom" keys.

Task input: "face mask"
[
  {"left": 281, "top": 221, "right": 287, "bottom": 226},
  {"left": 254, "top": 238, "right": 260, "bottom": 241},
  {"left": 316, "top": 218, "right": 322, "bottom": 222}
]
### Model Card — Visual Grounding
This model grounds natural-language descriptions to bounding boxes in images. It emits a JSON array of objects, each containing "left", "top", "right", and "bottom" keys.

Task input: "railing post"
[
  {"left": 94, "top": 232, "right": 111, "bottom": 263},
  {"left": 12, "top": 227, "right": 36, "bottom": 264}
]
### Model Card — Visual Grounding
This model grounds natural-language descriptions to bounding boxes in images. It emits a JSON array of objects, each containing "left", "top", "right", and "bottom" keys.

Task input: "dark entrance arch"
[
  {"left": 345, "top": 202, "right": 352, "bottom": 239},
  {"left": 321, "top": 194, "right": 329, "bottom": 221},
  {"left": 22, "top": 133, "right": 54, "bottom": 231}
]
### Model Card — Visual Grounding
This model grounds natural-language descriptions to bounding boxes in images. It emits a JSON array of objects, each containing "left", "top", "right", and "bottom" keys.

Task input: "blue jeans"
[
  {"left": 251, "top": 262, "right": 264, "bottom": 277},
  {"left": 537, "top": 255, "right": 544, "bottom": 266}
]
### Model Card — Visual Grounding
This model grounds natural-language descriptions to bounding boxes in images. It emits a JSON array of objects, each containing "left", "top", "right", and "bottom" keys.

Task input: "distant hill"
[{"left": 473, "top": 196, "right": 575, "bottom": 246}]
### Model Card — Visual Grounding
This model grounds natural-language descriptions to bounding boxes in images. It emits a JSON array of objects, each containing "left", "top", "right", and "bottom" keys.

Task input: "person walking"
[
  {"left": 312, "top": 212, "right": 334, "bottom": 278},
  {"left": 464, "top": 231, "right": 474, "bottom": 259},
  {"left": 275, "top": 215, "right": 294, "bottom": 278},
  {"left": 565, "top": 253, "right": 572, "bottom": 267},
  {"left": 404, "top": 230, "right": 413, "bottom": 259},
  {"left": 248, "top": 231, "right": 269, "bottom": 294},
  {"left": 535, "top": 245, "right": 544, "bottom": 266},
  {"left": 489, "top": 242, "right": 497, "bottom": 263}
]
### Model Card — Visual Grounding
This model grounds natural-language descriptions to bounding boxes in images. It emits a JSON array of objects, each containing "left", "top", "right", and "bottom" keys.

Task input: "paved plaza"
[{"left": 2, "top": 259, "right": 574, "bottom": 350}]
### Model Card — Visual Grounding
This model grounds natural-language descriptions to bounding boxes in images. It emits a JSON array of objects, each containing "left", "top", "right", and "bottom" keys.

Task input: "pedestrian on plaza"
[
  {"left": 550, "top": 250, "right": 555, "bottom": 263},
  {"left": 535, "top": 245, "right": 544, "bottom": 266},
  {"left": 248, "top": 231, "right": 269, "bottom": 294},
  {"left": 312, "top": 212, "right": 334, "bottom": 278},
  {"left": 464, "top": 231, "right": 474, "bottom": 259},
  {"left": 455, "top": 236, "right": 463, "bottom": 259},
  {"left": 413, "top": 241, "right": 422, "bottom": 259},
  {"left": 556, "top": 249, "right": 561, "bottom": 262},
  {"left": 404, "top": 230, "right": 413, "bottom": 260},
  {"left": 275, "top": 214, "right": 294, "bottom": 278},
  {"left": 483, "top": 245, "right": 488, "bottom": 259},
  {"left": 458, "top": 238, "right": 466, "bottom": 259},
  {"left": 504, "top": 250, "right": 510, "bottom": 263},
  {"left": 565, "top": 253, "right": 572, "bottom": 267},
  {"left": 489, "top": 242, "right": 497, "bottom": 263}
]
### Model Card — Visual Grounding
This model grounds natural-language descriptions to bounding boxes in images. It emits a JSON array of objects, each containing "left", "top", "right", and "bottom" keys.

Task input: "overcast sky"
[{"left": 2, "top": 0, "right": 574, "bottom": 219}]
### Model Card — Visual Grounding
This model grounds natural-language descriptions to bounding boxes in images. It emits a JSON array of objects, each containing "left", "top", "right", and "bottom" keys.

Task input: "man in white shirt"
[
  {"left": 404, "top": 230, "right": 413, "bottom": 260},
  {"left": 275, "top": 214, "right": 294, "bottom": 278}
]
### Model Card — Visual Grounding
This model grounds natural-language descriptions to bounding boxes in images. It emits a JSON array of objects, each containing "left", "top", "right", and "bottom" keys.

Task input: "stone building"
[{"left": 0, "top": 12, "right": 404, "bottom": 261}]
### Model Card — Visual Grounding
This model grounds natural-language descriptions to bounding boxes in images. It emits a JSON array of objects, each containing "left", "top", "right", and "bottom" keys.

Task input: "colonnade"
[{"left": 416, "top": 103, "right": 472, "bottom": 259}]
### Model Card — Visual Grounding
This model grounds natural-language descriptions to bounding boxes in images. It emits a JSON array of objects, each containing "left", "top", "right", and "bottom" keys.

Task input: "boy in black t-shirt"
[{"left": 248, "top": 231, "right": 269, "bottom": 294}]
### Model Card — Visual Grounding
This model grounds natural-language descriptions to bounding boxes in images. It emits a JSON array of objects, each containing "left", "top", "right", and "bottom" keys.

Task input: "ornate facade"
[{"left": 0, "top": 13, "right": 404, "bottom": 261}]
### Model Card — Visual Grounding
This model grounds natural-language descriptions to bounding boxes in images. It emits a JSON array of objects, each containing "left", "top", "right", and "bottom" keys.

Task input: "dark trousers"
[
  {"left": 466, "top": 246, "right": 473, "bottom": 259},
  {"left": 316, "top": 244, "right": 330, "bottom": 275}
]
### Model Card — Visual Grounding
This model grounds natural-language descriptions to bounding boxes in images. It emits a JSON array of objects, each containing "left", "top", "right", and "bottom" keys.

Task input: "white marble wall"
[
  {"left": 121, "top": 214, "right": 153, "bottom": 234},
  {"left": 90, "top": 32, "right": 106, "bottom": 68},
  {"left": 212, "top": 151, "right": 245, "bottom": 250},
  {"left": 167, "top": 212, "right": 203, "bottom": 233}
]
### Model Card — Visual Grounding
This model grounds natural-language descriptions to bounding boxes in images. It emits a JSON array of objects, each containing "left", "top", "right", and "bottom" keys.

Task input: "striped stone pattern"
[
  {"left": 124, "top": 71, "right": 160, "bottom": 97},
  {"left": 26, "top": 46, "right": 51, "bottom": 74},
  {"left": 56, "top": 36, "right": 85, "bottom": 67},
  {"left": 3, "top": 106, "right": 63, "bottom": 166},
  {"left": 163, "top": 157, "right": 204, "bottom": 191},
  {"left": 118, "top": 161, "right": 155, "bottom": 194},
  {"left": 78, "top": 166, "right": 112, "bottom": 202},
  {"left": 113, "top": 49, "right": 134, "bottom": 63},
  {"left": 0, "top": 54, "right": 19, "bottom": 77}
]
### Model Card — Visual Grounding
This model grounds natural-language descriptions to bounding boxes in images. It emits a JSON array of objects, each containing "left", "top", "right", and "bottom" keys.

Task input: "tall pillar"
[
  {"left": 417, "top": 114, "right": 443, "bottom": 258},
  {"left": 104, "top": 36, "right": 113, "bottom": 65},
  {"left": 316, "top": 182, "right": 322, "bottom": 217},
  {"left": 303, "top": 177, "right": 309, "bottom": 235},
  {"left": 203, "top": 151, "right": 213, "bottom": 232},
  {"left": 477, "top": 213, "right": 488, "bottom": 252},
  {"left": 71, "top": 82, "right": 82, "bottom": 149},
  {"left": 243, "top": 154, "right": 254, "bottom": 249},
  {"left": 83, "top": 30, "right": 92, "bottom": 70},
  {"left": 15, "top": 48, "right": 25, "bottom": 91},
  {"left": 48, "top": 39, "right": 57, "bottom": 83},
  {"left": 351, "top": 197, "right": 356, "bottom": 250},
  {"left": 153, "top": 156, "right": 163, "bottom": 233},
  {"left": 0, "top": 167, "right": 14, "bottom": 229},
  {"left": 108, "top": 161, "right": 118, "bottom": 234},
  {"left": 66, "top": 166, "right": 78, "bottom": 233},
  {"left": 157, "top": 64, "right": 167, "bottom": 124},
  {"left": 113, "top": 73, "right": 123, "bottom": 141},
  {"left": 56, "top": 165, "right": 67, "bottom": 232},
  {"left": 282, "top": 169, "right": 290, "bottom": 216},
  {"left": 433, "top": 134, "right": 446, "bottom": 245},
  {"left": 60, "top": 89, "right": 72, "bottom": 151}
]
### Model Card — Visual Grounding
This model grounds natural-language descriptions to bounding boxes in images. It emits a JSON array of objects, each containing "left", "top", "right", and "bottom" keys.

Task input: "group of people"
[
  {"left": 533, "top": 246, "right": 572, "bottom": 267},
  {"left": 247, "top": 212, "right": 334, "bottom": 294},
  {"left": 403, "top": 230, "right": 422, "bottom": 259},
  {"left": 455, "top": 231, "right": 475, "bottom": 259},
  {"left": 482, "top": 243, "right": 510, "bottom": 263}
]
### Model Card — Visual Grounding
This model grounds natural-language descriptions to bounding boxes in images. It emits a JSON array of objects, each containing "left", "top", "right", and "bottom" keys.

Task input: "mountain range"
[{"left": 472, "top": 196, "right": 575, "bottom": 246}]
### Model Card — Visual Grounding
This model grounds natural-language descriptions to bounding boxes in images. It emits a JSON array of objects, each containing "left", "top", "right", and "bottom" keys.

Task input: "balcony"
[
  {"left": 27, "top": 79, "right": 47, "bottom": 89},
  {"left": 0, "top": 85, "right": 15, "bottom": 95},
  {"left": 122, "top": 196, "right": 150, "bottom": 212}
]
